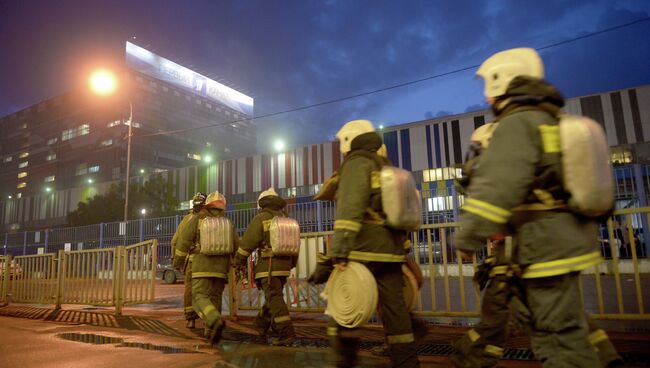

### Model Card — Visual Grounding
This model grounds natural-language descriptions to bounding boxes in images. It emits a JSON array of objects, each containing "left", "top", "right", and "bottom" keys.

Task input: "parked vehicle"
[{"left": 156, "top": 260, "right": 184, "bottom": 284}]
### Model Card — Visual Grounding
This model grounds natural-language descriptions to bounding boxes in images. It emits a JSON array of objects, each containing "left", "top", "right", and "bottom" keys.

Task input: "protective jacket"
[
  {"left": 172, "top": 212, "right": 197, "bottom": 263},
  {"left": 331, "top": 132, "right": 409, "bottom": 263},
  {"left": 235, "top": 195, "right": 295, "bottom": 279},
  {"left": 174, "top": 207, "right": 238, "bottom": 278},
  {"left": 455, "top": 76, "right": 602, "bottom": 278}
]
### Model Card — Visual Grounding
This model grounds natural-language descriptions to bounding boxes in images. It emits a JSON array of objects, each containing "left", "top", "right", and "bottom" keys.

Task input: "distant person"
[
  {"left": 171, "top": 192, "right": 206, "bottom": 329},
  {"left": 174, "top": 191, "right": 238, "bottom": 345},
  {"left": 234, "top": 188, "right": 298, "bottom": 346}
]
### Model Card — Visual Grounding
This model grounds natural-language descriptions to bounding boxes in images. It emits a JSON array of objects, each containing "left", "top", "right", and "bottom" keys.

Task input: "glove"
[
  {"left": 173, "top": 256, "right": 186, "bottom": 271},
  {"left": 307, "top": 255, "right": 333, "bottom": 284},
  {"left": 453, "top": 228, "right": 486, "bottom": 255},
  {"left": 235, "top": 264, "right": 249, "bottom": 285},
  {"left": 473, "top": 261, "right": 493, "bottom": 291}
]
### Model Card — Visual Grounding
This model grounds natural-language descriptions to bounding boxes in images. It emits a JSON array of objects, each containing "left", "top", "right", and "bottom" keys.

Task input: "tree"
[{"left": 66, "top": 176, "right": 179, "bottom": 226}]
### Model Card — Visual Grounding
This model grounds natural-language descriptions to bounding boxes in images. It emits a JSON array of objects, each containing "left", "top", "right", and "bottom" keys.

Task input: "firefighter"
[
  {"left": 173, "top": 191, "right": 238, "bottom": 345},
  {"left": 450, "top": 124, "right": 622, "bottom": 367},
  {"left": 454, "top": 47, "right": 608, "bottom": 367},
  {"left": 172, "top": 192, "right": 206, "bottom": 329},
  {"left": 329, "top": 119, "right": 419, "bottom": 368},
  {"left": 234, "top": 188, "right": 297, "bottom": 346}
]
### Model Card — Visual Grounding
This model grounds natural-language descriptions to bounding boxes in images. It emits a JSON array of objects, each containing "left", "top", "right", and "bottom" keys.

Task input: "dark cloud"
[{"left": 0, "top": 0, "right": 649, "bottom": 153}]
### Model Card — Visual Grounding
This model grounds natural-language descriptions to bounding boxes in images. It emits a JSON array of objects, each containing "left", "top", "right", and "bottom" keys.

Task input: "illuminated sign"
[{"left": 125, "top": 42, "right": 254, "bottom": 116}]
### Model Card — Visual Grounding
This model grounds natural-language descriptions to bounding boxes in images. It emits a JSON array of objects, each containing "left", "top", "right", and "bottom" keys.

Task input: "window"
[
  {"left": 187, "top": 153, "right": 202, "bottom": 161},
  {"left": 18, "top": 161, "right": 28, "bottom": 168},
  {"left": 17, "top": 182, "right": 26, "bottom": 189},
  {"left": 2, "top": 156, "right": 12, "bottom": 163},
  {"left": 46, "top": 154, "right": 57, "bottom": 161},
  {"left": 17, "top": 172, "right": 27, "bottom": 179},
  {"left": 62, "top": 124, "right": 90, "bottom": 141},
  {"left": 206, "top": 103, "right": 212, "bottom": 109},
  {"left": 112, "top": 167, "right": 120, "bottom": 180},
  {"left": 21, "top": 123, "right": 27, "bottom": 129},
  {"left": 16, "top": 193, "right": 22, "bottom": 199},
  {"left": 124, "top": 121, "right": 141, "bottom": 128},
  {"left": 89, "top": 165, "right": 100, "bottom": 173},
  {"left": 19, "top": 152, "right": 29, "bottom": 158},
  {"left": 108, "top": 120, "right": 122, "bottom": 127},
  {"left": 44, "top": 175, "right": 55, "bottom": 182},
  {"left": 76, "top": 163, "right": 87, "bottom": 176},
  {"left": 47, "top": 137, "right": 58, "bottom": 145},
  {"left": 101, "top": 139, "right": 113, "bottom": 146},
  {"left": 422, "top": 167, "right": 462, "bottom": 182}
]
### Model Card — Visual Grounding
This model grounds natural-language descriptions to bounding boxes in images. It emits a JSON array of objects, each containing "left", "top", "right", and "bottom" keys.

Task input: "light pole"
[{"left": 89, "top": 69, "right": 133, "bottom": 245}]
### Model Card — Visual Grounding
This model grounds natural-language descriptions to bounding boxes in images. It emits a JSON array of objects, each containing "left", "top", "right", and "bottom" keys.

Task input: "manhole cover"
[{"left": 57, "top": 333, "right": 198, "bottom": 354}]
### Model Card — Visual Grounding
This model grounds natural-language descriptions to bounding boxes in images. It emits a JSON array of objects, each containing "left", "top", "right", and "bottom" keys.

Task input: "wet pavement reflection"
[
  {"left": 57, "top": 333, "right": 198, "bottom": 354},
  {"left": 219, "top": 340, "right": 391, "bottom": 368}
]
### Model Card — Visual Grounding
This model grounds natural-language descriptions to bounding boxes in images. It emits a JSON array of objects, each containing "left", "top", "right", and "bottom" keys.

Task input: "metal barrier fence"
[
  {"left": 0, "top": 240, "right": 157, "bottom": 315},
  {"left": 235, "top": 209, "right": 650, "bottom": 320},
  {"left": 0, "top": 255, "right": 12, "bottom": 304}
]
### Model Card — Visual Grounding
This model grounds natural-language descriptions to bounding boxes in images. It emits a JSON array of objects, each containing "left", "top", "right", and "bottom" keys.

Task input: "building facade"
[
  {"left": 1, "top": 83, "right": 648, "bottom": 230},
  {"left": 0, "top": 42, "right": 255, "bottom": 230}
]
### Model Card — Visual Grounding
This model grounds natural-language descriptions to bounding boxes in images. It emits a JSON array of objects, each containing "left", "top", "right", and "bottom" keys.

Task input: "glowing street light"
[
  {"left": 274, "top": 139, "right": 285, "bottom": 152},
  {"left": 87, "top": 179, "right": 94, "bottom": 184},
  {"left": 140, "top": 169, "right": 145, "bottom": 174},
  {"left": 379, "top": 124, "right": 384, "bottom": 130},
  {"left": 88, "top": 69, "right": 118, "bottom": 96},
  {"left": 7, "top": 195, "right": 12, "bottom": 199},
  {"left": 203, "top": 155, "right": 213, "bottom": 164},
  {"left": 140, "top": 208, "right": 147, "bottom": 215},
  {"left": 45, "top": 187, "right": 52, "bottom": 193}
]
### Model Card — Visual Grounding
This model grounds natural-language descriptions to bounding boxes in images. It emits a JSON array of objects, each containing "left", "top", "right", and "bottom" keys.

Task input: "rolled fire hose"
[
  {"left": 402, "top": 263, "right": 420, "bottom": 311},
  {"left": 323, "top": 261, "right": 378, "bottom": 328}
]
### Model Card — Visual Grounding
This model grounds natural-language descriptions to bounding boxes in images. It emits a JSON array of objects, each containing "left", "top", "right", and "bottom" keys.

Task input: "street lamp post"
[
  {"left": 89, "top": 69, "right": 133, "bottom": 246},
  {"left": 123, "top": 101, "right": 133, "bottom": 246}
]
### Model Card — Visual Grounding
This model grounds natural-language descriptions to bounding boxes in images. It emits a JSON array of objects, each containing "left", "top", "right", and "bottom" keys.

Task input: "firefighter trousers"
[
  {"left": 328, "top": 262, "right": 419, "bottom": 368},
  {"left": 192, "top": 277, "right": 226, "bottom": 331},
  {"left": 255, "top": 276, "right": 294, "bottom": 337},
  {"left": 184, "top": 263, "right": 198, "bottom": 321}
]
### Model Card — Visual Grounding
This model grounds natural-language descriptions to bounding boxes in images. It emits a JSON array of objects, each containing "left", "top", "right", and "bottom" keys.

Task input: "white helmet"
[
  {"left": 336, "top": 120, "right": 375, "bottom": 154},
  {"left": 257, "top": 187, "right": 278, "bottom": 208},
  {"left": 477, "top": 48, "right": 544, "bottom": 98},
  {"left": 470, "top": 123, "right": 497, "bottom": 149},
  {"left": 205, "top": 191, "right": 227, "bottom": 210}
]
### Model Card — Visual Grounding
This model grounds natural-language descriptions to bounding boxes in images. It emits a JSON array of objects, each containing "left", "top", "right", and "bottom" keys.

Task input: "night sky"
[{"left": 1, "top": 0, "right": 649, "bottom": 152}]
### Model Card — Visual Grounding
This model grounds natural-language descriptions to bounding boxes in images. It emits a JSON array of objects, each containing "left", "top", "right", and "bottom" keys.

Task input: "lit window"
[
  {"left": 124, "top": 121, "right": 141, "bottom": 128},
  {"left": 19, "top": 152, "right": 29, "bottom": 158},
  {"left": 16, "top": 193, "right": 22, "bottom": 199},
  {"left": 62, "top": 124, "right": 90, "bottom": 141},
  {"left": 2, "top": 156, "right": 12, "bottom": 163},
  {"left": 187, "top": 153, "right": 202, "bottom": 161},
  {"left": 44, "top": 175, "right": 55, "bottom": 182},
  {"left": 108, "top": 120, "right": 122, "bottom": 127},
  {"left": 17, "top": 172, "right": 27, "bottom": 179},
  {"left": 47, "top": 137, "right": 58, "bottom": 145},
  {"left": 18, "top": 161, "right": 28, "bottom": 168},
  {"left": 46, "top": 154, "right": 57, "bottom": 161},
  {"left": 17, "top": 182, "right": 26, "bottom": 189},
  {"left": 101, "top": 139, "right": 113, "bottom": 146},
  {"left": 89, "top": 165, "right": 100, "bottom": 173},
  {"left": 76, "top": 163, "right": 87, "bottom": 176}
]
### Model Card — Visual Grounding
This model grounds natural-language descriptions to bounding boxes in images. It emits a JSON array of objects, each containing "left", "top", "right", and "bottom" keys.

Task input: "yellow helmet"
[
  {"left": 470, "top": 123, "right": 497, "bottom": 149},
  {"left": 257, "top": 187, "right": 278, "bottom": 208},
  {"left": 204, "top": 191, "right": 226, "bottom": 210},
  {"left": 336, "top": 120, "right": 375, "bottom": 154},
  {"left": 477, "top": 48, "right": 544, "bottom": 98}
]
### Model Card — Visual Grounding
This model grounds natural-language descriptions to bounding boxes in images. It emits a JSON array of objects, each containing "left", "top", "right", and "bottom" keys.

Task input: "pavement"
[{"left": 0, "top": 281, "right": 649, "bottom": 368}]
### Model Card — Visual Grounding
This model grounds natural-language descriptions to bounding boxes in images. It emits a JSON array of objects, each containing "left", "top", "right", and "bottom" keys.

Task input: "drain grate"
[
  {"left": 502, "top": 348, "right": 536, "bottom": 361},
  {"left": 416, "top": 344, "right": 455, "bottom": 356},
  {"left": 620, "top": 352, "right": 650, "bottom": 366}
]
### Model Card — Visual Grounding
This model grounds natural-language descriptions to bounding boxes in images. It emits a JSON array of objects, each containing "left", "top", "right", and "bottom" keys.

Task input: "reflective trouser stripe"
[
  {"left": 485, "top": 345, "right": 504, "bottom": 358},
  {"left": 274, "top": 315, "right": 291, "bottom": 324},
  {"left": 254, "top": 271, "right": 291, "bottom": 279},
  {"left": 522, "top": 251, "right": 603, "bottom": 278},
  {"left": 589, "top": 329, "right": 609, "bottom": 345},
  {"left": 387, "top": 333, "right": 414, "bottom": 344},
  {"left": 192, "top": 272, "right": 227, "bottom": 278},
  {"left": 348, "top": 251, "right": 406, "bottom": 262},
  {"left": 184, "top": 306, "right": 194, "bottom": 312},
  {"left": 327, "top": 327, "right": 338, "bottom": 336},
  {"left": 237, "top": 248, "right": 251, "bottom": 257},
  {"left": 468, "top": 329, "right": 480, "bottom": 342},
  {"left": 175, "top": 249, "right": 188, "bottom": 256},
  {"left": 489, "top": 265, "right": 508, "bottom": 277}
]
